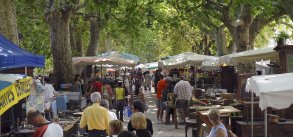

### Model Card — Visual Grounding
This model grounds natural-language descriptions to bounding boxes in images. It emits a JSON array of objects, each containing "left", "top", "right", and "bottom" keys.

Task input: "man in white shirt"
[
  {"left": 27, "top": 108, "right": 63, "bottom": 137},
  {"left": 44, "top": 78, "right": 56, "bottom": 109},
  {"left": 100, "top": 99, "right": 118, "bottom": 121}
]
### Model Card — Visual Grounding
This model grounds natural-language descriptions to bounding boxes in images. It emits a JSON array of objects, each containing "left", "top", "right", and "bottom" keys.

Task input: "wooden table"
[
  {"left": 14, "top": 129, "right": 35, "bottom": 137},
  {"left": 196, "top": 106, "right": 240, "bottom": 136},
  {"left": 61, "top": 118, "right": 80, "bottom": 136},
  {"left": 73, "top": 112, "right": 83, "bottom": 117}
]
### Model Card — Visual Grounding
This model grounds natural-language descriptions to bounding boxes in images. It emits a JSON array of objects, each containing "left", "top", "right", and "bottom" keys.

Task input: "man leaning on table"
[{"left": 80, "top": 92, "right": 110, "bottom": 137}]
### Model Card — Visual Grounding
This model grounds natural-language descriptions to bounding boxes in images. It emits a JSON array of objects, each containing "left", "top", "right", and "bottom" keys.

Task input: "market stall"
[
  {"left": 246, "top": 73, "right": 293, "bottom": 137},
  {"left": 218, "top": 47, "right": 279, "bottom": 94},
  {"left": 219, "top": 47, "right": 278, "bottom": 66},
  {"left": 0, "top": 74, "right": 33, "bottom": 136},
  {"left": 0, "top": 74, "right": 32, "bottom": 116},
  {"left": 0, "top": 34, "right": 45, "bottom": 75},
  {"left": 159, "top": 52, "right": 219, "bottom": 69}
]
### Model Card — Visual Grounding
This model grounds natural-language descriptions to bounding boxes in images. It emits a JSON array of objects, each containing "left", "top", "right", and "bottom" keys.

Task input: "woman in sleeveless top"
[
  {"left": 102, "top": 81, "right": 113, "bottom": 108},
  {"left": 207, "top": 109, "right": 228, "bottom": 137}
]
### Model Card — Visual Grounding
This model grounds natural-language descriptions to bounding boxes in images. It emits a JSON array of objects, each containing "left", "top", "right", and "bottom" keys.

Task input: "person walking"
[
  {"left": 100, "top": 99, "right": 118, "bottom": 121},
  {"left": 80, "top": 92, "right": 110, "bottom": 137},
  {"left": 127, "top": 100, "right": 153, "bottom": 135},
  {"left": 157, "top": 75, "right": 166, "bottom": 123},
  {"left": 114, "top": 81, "right": 126, "bottom": 121},
  {"left": 130, "top": 112, "right": 151, "bottom": 137},
  {"left": 162, "top": 77, "right": 175, "bottom": 124},
  {"left": 173, "top": 77, "right": 193, "bottom": 123},
  {"left": 90, "top": 77, "right": 103, "bottom": 93},
  {"left": 154, "top": 68, "right": 162, "bottom": 94}
]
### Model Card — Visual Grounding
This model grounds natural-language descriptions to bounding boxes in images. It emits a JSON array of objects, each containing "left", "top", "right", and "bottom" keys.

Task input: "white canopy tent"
[
  {"left": 246, "top": 73, "right": 293, "bottom": 137},
  {"left": 72, "top": 56, "right": 137, "bottom": 67},
  {"left": 158, "top": 52, "right": 219, "bottom": 69},
  {"left": 219, "top": 47, "right": 279, "bottom": 65}
]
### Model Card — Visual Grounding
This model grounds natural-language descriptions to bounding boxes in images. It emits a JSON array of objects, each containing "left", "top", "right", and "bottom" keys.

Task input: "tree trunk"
[
  {"left": 86, "top": 17, "right": 101, "bottom": 56},
  {"left": 281, "top": 0, "right": 293, "bottom": 21},
  {"left": 84, "top": 17, "right": 101, "bottom": 78},
  {"left": 214, "top": 26, "right": 227, "bottom": 56},
  {"left": 76, "top": 31, "right": 83, "bottom": 56},
  {"left": 48, "top": 12, "right": 74, "bottom": 83},
  {"left": 233, "top": 25, "right": 251, "bottom": 52},
  {"left": 70, "top": 23, "right": 77, "bottom": 55},
  {"left": 0, "top": 0, "right": 18, "bottom": 44}
]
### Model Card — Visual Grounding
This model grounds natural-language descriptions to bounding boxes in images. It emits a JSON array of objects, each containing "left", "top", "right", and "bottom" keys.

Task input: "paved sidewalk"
[{"left": 122, "top": 90, "right": 191, "bottom": 137}]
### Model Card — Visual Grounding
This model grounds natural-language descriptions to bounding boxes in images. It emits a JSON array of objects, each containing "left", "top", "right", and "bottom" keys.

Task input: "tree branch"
[
  {"left": 221, "top": 0, "right": 234, "bottom": 30},
  {"left": 250, "top": 7, "right": 286, "bottom": 41}
]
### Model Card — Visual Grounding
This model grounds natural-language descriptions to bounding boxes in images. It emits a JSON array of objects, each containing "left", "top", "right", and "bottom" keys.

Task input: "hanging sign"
[
  {"left": 0, "top": 85, "right": 18, "bottom": 116},
  {"left": 0, "top": 77, "right": 32, "bottom": 116}
]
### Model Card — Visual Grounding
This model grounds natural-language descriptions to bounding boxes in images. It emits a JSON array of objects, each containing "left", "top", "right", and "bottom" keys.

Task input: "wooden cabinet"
[
  {"left": 235, "top": 121, "right": 293, "bottom": 137},
  {"left": 220, "top": 66, "right": 237, "bottom": 93}
]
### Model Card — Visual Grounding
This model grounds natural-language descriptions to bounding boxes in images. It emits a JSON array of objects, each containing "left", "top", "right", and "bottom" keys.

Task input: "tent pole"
[
  {"left": 101, "top": 64, "right": 103, "bottom": 82},
  {"left": 265, "top": 109, "right": 267, "bottom": 137},
  {"left": 251, "top": 90, "right": 254, "bottom": 137},
  {"left": 25, "top": 66, "right": 27, "bottom": 76},
  {"left": 43, "top": 68, "right": 45, "bottom": 85}
]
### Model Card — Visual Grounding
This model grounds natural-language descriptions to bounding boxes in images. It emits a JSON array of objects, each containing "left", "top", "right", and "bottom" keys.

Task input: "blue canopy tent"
[{"left": 0, "top": 34, "right": 45, "bottom": 71}]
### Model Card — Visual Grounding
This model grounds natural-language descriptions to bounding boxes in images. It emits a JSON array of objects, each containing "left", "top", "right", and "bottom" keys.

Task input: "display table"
[
  {"left": 235, "top": 120, "right": 293, "bottom": 137},
  {"left": 56, "top": 94, "right": 69, "bottom": 112},
  {"left": 196, "top": 106, "right": 240, "bottom": 136}
]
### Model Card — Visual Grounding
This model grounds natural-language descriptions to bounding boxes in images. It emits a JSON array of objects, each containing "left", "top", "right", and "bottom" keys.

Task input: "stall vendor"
[{"left": 27, "top": 108, "right": 63, "bottom": 137}]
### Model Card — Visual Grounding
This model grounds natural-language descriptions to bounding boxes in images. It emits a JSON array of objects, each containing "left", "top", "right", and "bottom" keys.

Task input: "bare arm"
[{"left": 216, "top": 128, "right": 227, "bottom": 137}]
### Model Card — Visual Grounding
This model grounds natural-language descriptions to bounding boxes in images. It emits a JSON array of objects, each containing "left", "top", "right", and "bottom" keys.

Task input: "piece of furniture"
[
  {"left": 174, "top": 99, "right": 189, "bottom": 129},
  {"left": 196, "top": 106, "right": 240, "bottom": 136},
  {"left": 235, "top": 120, "right": 293, "bottom": 137},
  {"left": 185, "top": 119, "right": 197, "bottom": 137},
  {"left": 56, "top": 94, "right": 69, "bottom": 112},
  {"left": 235, "top": 73, "right": 254, "bottom": 100},
  {"left": 221, "top": 66, "right": 237, "bottom": 93},
  {"left": 274, "top": 45, "right": 293, "bottom": 73},
  {"left": 62, "top": 118, "right": 79, "bottom": 137}
]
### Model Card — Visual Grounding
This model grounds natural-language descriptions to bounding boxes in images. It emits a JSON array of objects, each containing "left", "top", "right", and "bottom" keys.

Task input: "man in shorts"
[{"left": 156, "top": 75, "right": 166, "bottom": 123}]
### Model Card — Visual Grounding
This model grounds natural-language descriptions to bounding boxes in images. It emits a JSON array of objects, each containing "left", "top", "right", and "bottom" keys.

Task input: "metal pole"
[
  {"left": 42, "top": 68, "right": 45, "bottom": 85},
  {"left": 25, "top": 66, "right": 27, "bottom": 76},
  {"left": 265, "top": 109, "right": 267, "bottom": 137},
  {"left": 0, "top": 115, "right": 1, "bottom": 136},
  {"left": 101, "top": 64, "right": 103, "bottom": 82},
  {"left": 251, "top": 90, "right": 254, "bottom": 137}
]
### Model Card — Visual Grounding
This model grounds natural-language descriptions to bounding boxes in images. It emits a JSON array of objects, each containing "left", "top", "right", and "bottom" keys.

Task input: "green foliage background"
[{"left": 14, "top": 0, "right": 293, "bottom": 74}]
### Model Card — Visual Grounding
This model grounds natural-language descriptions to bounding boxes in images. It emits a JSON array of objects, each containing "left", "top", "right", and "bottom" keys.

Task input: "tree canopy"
[{"left": 0, "top": 0, "right": 292, "bottom": 81}]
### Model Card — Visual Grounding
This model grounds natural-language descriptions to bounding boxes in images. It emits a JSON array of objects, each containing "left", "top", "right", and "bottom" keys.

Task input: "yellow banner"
[
  {"left": 15, "top": 77, "right": 32, "bottom": 100},
  {"left": 0, "top": 77, "right": 32, "bottom": 116},
  {"left": 0, "top": 84, "right": 18, "bottom": 116}
]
